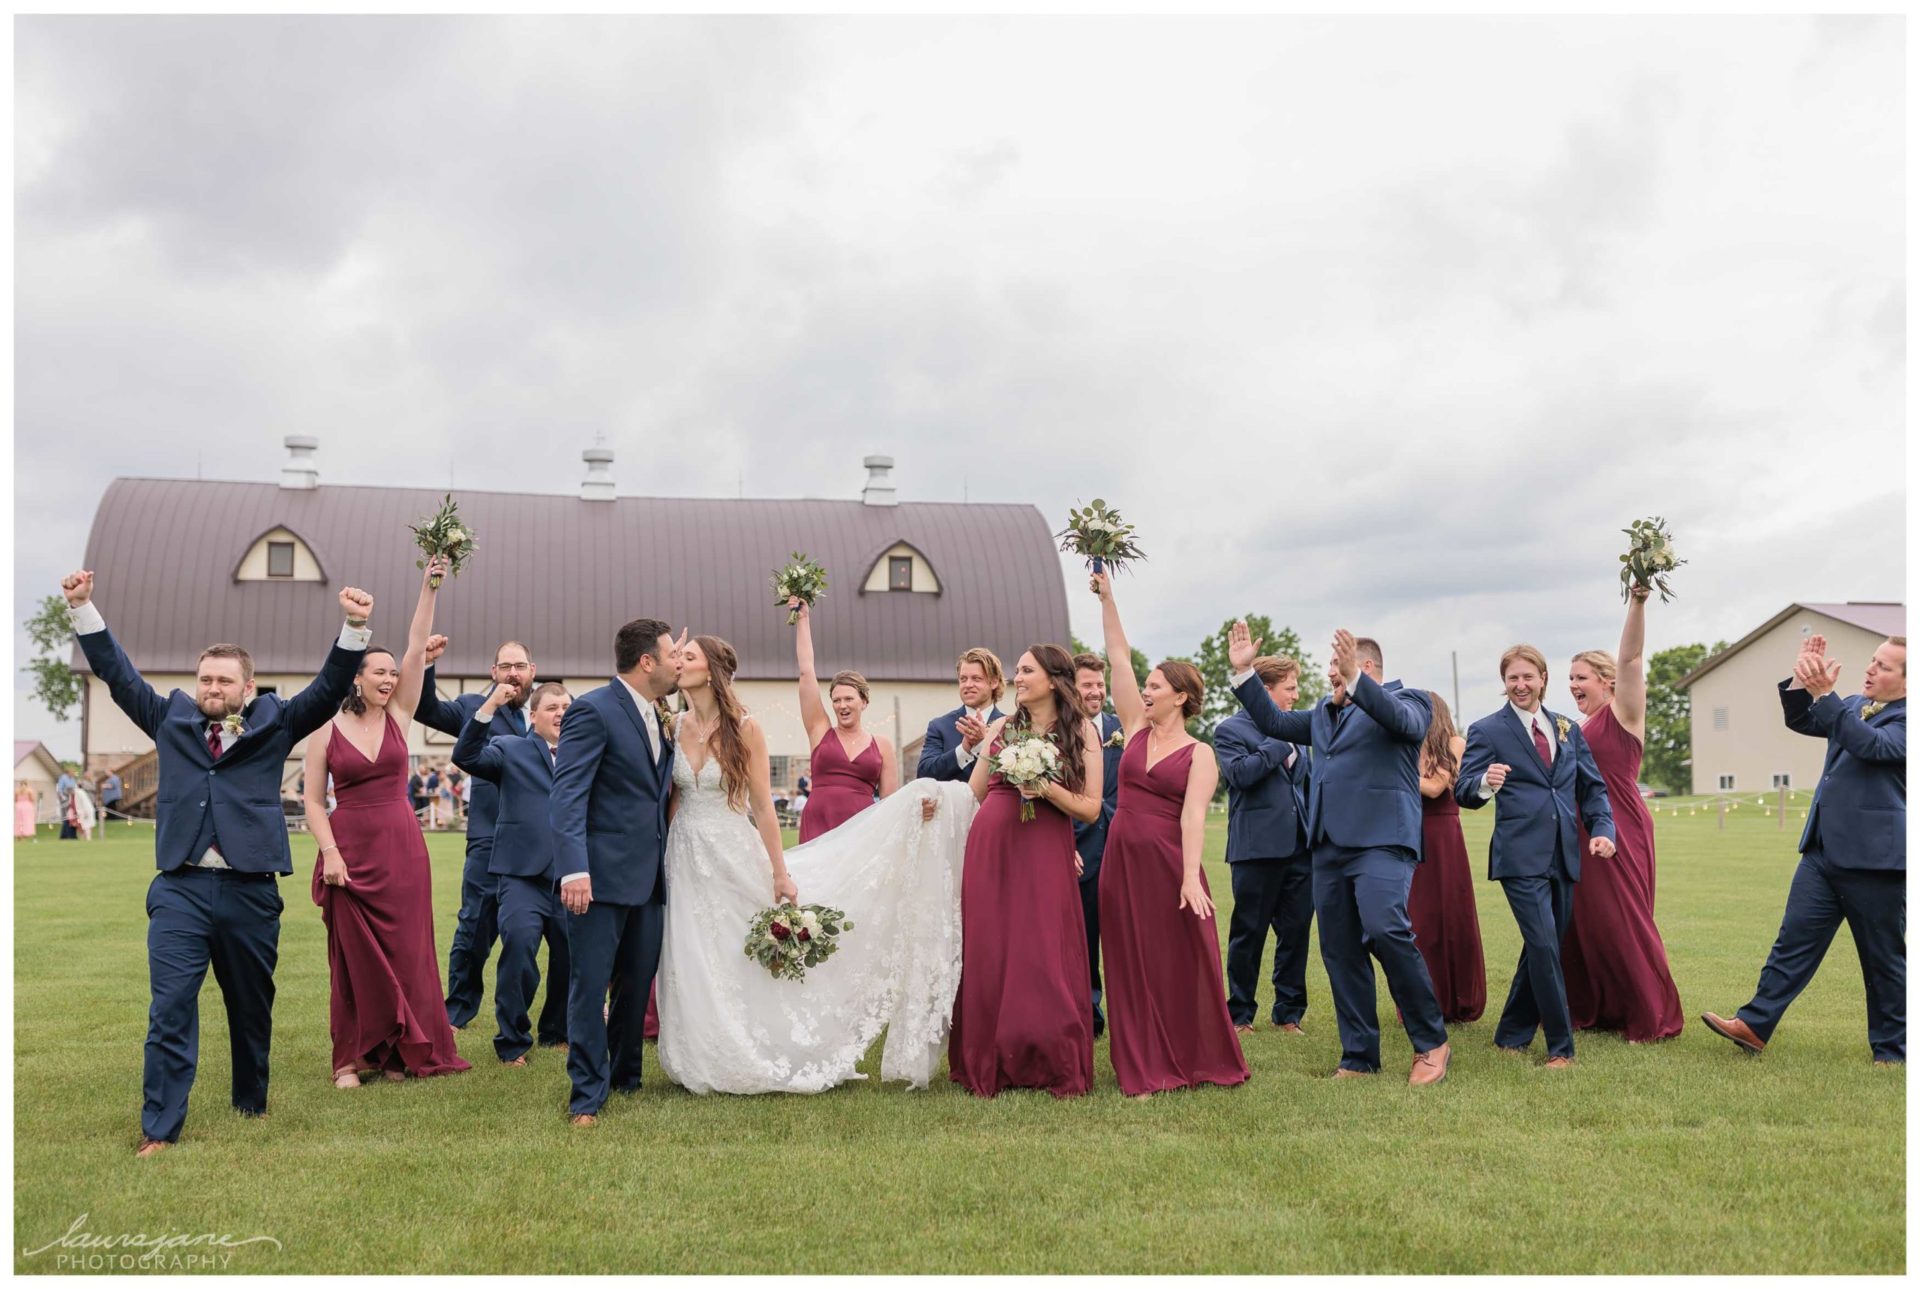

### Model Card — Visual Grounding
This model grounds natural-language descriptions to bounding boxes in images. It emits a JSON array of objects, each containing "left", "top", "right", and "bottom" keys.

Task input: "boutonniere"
[
  {"left": 654, "top": 699, "right": 677, "bottom": 743},
  {"left": 1554, "top": 716, "right": 1571, "bottom": 744},
  {"left": 1862, "top": 701, "right": 1886, "bottom": 720},
  {"left": 1104, "top": 727, "right": 1126, "bottom": 748},
  {"left": 222, "top": 713, "right": 247, "bottom": 739}
]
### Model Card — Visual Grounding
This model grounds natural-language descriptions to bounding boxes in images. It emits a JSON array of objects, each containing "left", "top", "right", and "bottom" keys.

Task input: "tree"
[
  {"left": 1193, "top": 614, "right": 1327, "bottom": 733},
  {"left": 1644, "top": 640, "right": 1726, "bottom": 794},
  {"left": 22, "top": 595, "right": 82, "bottom": 723}
]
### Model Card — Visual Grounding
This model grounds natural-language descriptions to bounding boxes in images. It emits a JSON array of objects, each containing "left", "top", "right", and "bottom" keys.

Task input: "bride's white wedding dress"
[{"left": 656, "top": 735, "right": 978, "bottom": 1095}]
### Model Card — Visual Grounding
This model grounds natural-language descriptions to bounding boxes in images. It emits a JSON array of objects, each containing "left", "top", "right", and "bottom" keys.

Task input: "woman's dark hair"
[
  {"left": 1422, "top": 691, "right": 1458, "bottom": 784},
  {"left": 1008, "top": 643, "right": 1089, "bottom": 793},
  {"left": 341, "top": 647, "right": 398, "bottom": 717},
  {"left": 1154, "top": 659, "right": 1206, "bottom": 728}
]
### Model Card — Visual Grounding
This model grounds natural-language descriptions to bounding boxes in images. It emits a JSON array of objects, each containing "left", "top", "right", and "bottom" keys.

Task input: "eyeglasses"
[{"left": 494, "top": 663, "right": 534, "bottom": 674}]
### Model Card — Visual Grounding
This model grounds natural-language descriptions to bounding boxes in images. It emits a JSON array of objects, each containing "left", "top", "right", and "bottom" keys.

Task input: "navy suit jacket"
[
  {"left": 452, "top": 719, "right": 560, "bottom": 880},
  {"left": 1234, "top": 671, "right": 1431, "bottom": 854},
  {"left": 79, "top": 622, "right": 360, "bottom": 874},
  {"left": 1214, "top": 709, "right": 1311, "bottom": 863},
  {"left": 1455, "top": 706, "right": 1615, "bottom": 882},
  {"left": 917, "top": 703, "right": 1005, "bottom": 783},
  {"left": 1073, "top": 711, "right": 1125, "bottom": 881},
  {"left": 1781, "top": 682, "right": 1905, "bottom": 871},
  {"left": 548, "top": 680, "right": 673, "bottom": 905},
  {"left": 414, "top": 667, "right": 525, "bottom": 841}
]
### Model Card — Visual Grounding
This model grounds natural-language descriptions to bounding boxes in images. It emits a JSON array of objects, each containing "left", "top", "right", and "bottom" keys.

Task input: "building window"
[
  {"left": 1771, "top": 773, "right": 1791, "bottom": 789},
  {"left": 255, "top": 684, "right": 278, "bottom": 697},
  {"left": 266, "top": 542, "right": 296, "bottom": 578},
  {"left": 889, "top": 556, "right": 913, "bottom": 591},
  {"left": 1712, "top": 707, "right": 1728, "bottom": 732},
  {"left": 1718, "top": 774, "right": 1735, "bottom": 791}
]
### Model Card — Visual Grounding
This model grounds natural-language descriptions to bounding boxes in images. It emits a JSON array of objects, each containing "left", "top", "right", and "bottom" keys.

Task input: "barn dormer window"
[
  {"left": 234, "top": 526, "right": 325, "bottom": 583},
  {"left": 862, "top": 541, "right": 941, "bottom": 595}
]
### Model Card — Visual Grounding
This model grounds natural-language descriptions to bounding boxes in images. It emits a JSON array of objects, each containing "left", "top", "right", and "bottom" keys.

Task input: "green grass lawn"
[{"left": 12, "top": 807, "right": 1903, "bottom": 1274}]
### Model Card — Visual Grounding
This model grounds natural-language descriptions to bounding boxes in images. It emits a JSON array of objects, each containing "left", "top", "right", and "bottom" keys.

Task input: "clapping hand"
[
  {"left": 1485, "top": 763, "right": 1511, "bottom": 792},
  {"left": 60, "top": 570, "right": 94, "bottom": 608},
  {"left": 1331, "top": 629, "right": 1360, "bottom": 687},
  {"left": 1588, "top": 836, "right": 1616, "bottom": 859},
  {"left": 424, "top": 634, "right": 449, "bottom": 665},
  {"left": 339, "top": 586, "right": 374, "bottom": 624},
  {"left": 1227, "top": 619, "right": 1262, "bottom": 673},
  {"left": 956, "top": 713, "right": 988, "bottom": 750},
  {"left": 1797, "top": 652, "right": 1842, "bottom": 700}
]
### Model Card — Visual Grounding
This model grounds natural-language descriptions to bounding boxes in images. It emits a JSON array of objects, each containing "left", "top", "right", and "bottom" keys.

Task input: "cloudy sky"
[{"left": 13, "top": 15, "right": 1905, "bottom": 758}]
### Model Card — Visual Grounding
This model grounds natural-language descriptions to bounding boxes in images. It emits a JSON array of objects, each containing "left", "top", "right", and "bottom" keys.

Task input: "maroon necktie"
[
  {"left": 1532, "top": 720, "right": 1552, "bottom": 766},
  {"left": 207, "top": 725, "right": 224, "bottom": 762}
]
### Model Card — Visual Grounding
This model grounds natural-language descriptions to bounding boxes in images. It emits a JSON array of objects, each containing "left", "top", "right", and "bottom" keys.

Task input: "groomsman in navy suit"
[
  {"left": 453, "top": 680, "right": 574, "bottom": 1066},
  {"left": 64, "top": 568, "right": 373, "bottom": 1156},
  {"left": 414, "top": 636, "right": 536, "bottom": 1028},
  {"left": 1704, "top": 632, "right": 1906, "bottom": 1064},
  {"left": 916, "top": 647, "right": 1006, "bottom": 782},
  {"left": 550, "top": 618, "right": 684, "bottom": 1124},
  {"left": 1072, "top": 652, "right": 1126, "bottom": 1038},
  {"left": 1229, "top": 624, "right": 1451, "bottom": 1085},
  {"left": 1456, "top": 644, "right": 1615, "bottom": 1068},
  {"left": 1216, "top": 654, "right": 1315, "bottom": 1035}
]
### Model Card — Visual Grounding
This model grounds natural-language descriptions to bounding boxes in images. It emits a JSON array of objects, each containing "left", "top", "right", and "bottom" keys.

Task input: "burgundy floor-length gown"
[
  {"left": 797, "top": 732, "right": 883, "bottom": 842},
  {"left": 1409, "top": 791, "right": 1488, "bottom": 1024},
  {"left": 1564, "top": 704, "right": 1684, "bottom": 1042},
  {"left": 949, "top": 742, "right": 1092, "bottom": 1098},
  {"left": 1100, "top": 738, "right": 1248, "bottom": 1096},
  {"left": 313, "top": 714, "right": 470, "bottom": 1078}
]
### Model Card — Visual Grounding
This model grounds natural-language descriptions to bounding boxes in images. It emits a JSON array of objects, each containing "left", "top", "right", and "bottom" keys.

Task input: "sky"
[{"left": 12, "top": 14, "right": 1906, "bottom": 760}]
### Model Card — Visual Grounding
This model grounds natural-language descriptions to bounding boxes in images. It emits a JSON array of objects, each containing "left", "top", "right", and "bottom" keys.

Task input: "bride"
[{"left": 655, "top": 634, "right": 978, "bottom": 1094}]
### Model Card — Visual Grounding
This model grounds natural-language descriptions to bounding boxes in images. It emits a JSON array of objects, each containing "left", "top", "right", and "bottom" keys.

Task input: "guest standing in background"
[
  {"left": 917, "top": 649, "right": 1007, "bottom": 783},
  {"left": 949, "top": 645, "right": 1103, "bottom": 1098},
  {"left": 15, "top": 783, "right": 39, "bottom": 842},
  {"left": 307, "top": 556, "right": 470, "bottom": 1088},
  {"left": 1410, "top": 693, "right": 1486, "bottom": 1024},
  {"left": 1071, "top": 652, "right": 1125, "bottom": 1038},
  {"left": 1562, "top": 584, "right": 1684, "bottom": 1043},
  {"left": 1216, "top": 655, "right": 1315, "bottom": 1036},
  {"left": 101, "top": 770, "right": 123, "bottom": 820},
  {"left": 1095, "top": 571, "right": 1247, "bottom": 1097},
  {"left": 55, "top": 768, "right": 76, "bottom": 840}
]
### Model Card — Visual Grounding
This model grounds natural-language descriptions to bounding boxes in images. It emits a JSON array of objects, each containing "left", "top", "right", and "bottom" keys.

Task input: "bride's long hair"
[{"left": 690, "top": 635, "right": 754, "bottom": 814}]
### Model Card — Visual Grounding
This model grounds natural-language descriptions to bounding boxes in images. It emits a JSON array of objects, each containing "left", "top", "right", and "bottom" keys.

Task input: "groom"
[
  {"left": 64, "top": 568, "right": 373, "bottom": 1156},
  {"left": 550, "top": 618, "right": 684, "bottom": 1125}
]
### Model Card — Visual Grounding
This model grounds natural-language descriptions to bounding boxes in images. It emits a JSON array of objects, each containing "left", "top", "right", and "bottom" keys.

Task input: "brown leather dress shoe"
[
  {"left": 1330, "top": 1067, "right": 1377, "bottom": 1080},
  {"left": 1544, "top": 1056, "right": 1574, "bottom": 1070},
  {"left": 1701, "top": 1012, "right": 1766, "bottom": 1054},
  {"left": 569, "top": 1114, "right": 597, "bottom": 1127},
  {"left": 1409, "top": 1042, "right": 1451, "bottom": 1086},
  {"left": 1234, "top": 1023, "right": 1255, "bottom": 1035},
  {"left": 503, "top": 1055, "right": 529, "bottom": 1067},
  {"left": 1275, "top": 1022, "right": 1305, "bottom": 1035},
  {"left": 135, "top": 1138, "right": 169, "bottom": 1159}
]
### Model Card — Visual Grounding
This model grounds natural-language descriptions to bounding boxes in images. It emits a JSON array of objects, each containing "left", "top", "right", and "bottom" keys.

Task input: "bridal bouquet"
[
  {"left": 994, "top": 726, "right": 1063, "bottom": 822},
  {"left": 1057, "top": 498, "right": 1146, "bottom": 594},
  {"left": 771, "top": 552, "right": 829, "bottom": 626},
  {"left": 410, "top": 494, "right": 477, "bottom": 590},
  {"left": 1619, "top": 516, "right": 1684, "bottom": 603},
  {"left": 745, "top": 902, "right": 852, "bottom": 981}
]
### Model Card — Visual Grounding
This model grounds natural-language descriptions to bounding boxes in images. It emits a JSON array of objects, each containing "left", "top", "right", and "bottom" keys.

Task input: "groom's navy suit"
[
  {"left": 550, "top": 678, "right": 673, "bottom": 1115},
  {"left": 1736, "top": 683, "right": 1906, "bottom": 1061},
  {"left": 916, "top": 703, "right": 1004, "bottom": 783},
  {"left": 76, "top": 606, "right": 362, "bottom": 1143},
  {"left": 453, "top": 715, "right": 568, "bottom": 1062},
  {"left": 1234, "top": 671, "right": 1447, "bottom": 1071},
  {"left": 1073, "top": 710, "right": 1125, "bottom": 1033},
  {"left": 1456, "top": 704, "right": 1614, "bottom": 1060},
  {"left": 415, "top": 667, "right": 525, "bottom": 1027}
]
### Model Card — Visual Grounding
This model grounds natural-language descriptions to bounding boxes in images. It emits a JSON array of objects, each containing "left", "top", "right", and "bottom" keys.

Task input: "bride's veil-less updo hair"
[
  {"left": 1008, "top": 643, "right": 1088, "bottom": 793},
  {"left": 693, "top": 635, "right": 755, "bottom": 814}
]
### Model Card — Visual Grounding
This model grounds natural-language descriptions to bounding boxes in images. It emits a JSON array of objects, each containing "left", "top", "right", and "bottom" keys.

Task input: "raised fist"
[
  {"left": 1485, "top": 762, "right": 1511, "bottom": 792},
  {"left": 339, "top": 586, "right": 374, "bottom": 622},
  {"left": 60, "top": 570, "right": 94, "bottom": 608},
  {"left": 424, "top": 634, "right": 449, "bottom": 665},
  {"left": 487, "top": 678, "right": 523, "bottom": 708}
]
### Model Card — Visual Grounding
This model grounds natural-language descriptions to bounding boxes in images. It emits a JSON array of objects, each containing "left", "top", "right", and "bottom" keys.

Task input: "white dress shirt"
[{"left": 1479, "top": 701, "right": 1555, "bottom": 798}]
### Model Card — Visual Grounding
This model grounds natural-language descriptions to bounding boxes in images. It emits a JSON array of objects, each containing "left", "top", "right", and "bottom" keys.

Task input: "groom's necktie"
[
  {"left": 1531, "top": 719, "right": 1552, "bottom": 766},
  {"left": 207, "top": 725, "right": 224, "bottom": 762}
]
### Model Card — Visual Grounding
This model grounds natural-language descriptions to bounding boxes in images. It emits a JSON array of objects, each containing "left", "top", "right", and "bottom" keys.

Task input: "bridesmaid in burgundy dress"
[
  {"left": 789, "top": 598, "right": 920, "bottom": 842},
  {"left": 1562, "top": 584, "right": 1684, "bottom": 1042},
  {"left": 1410, "top": 693, "right": 1487, "bottom": 1023},
  {"left": 1094, "top": 571, "right": 1247, "bottom": 1098},
  {"left": 949, "top": 643, "right": 1104, "bottom": 1098},
  {"left": 306, "top": 556, "right": 470, "bottom": 1088}
]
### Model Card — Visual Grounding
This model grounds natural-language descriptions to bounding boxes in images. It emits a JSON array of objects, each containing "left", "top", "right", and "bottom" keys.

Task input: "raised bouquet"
[
  {"left": 1057, "top": 498, "right": 1146, "bottom": 594},
  {"left": 994, "top": 725, "right": 1063, "bottom": 822},
  {"left": 771, "top": 552, "right": 829, "bottom": 626},
  {"left": 745, "top": 902, "right": 852, "bottom": 981},
  {"left": 1619, "top": 516, "right": 1684, "bottom": 603},
  {"left": 410, "top": 494, "right": 476, "bottom": 590}
]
